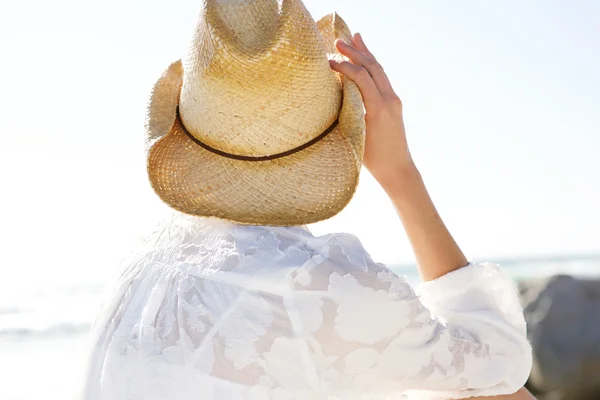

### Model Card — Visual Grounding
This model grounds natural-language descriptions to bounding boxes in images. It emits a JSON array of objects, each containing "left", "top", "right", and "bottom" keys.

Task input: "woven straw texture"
[{"left": 146, "top": 1, "right": 365, "bottom": 226}]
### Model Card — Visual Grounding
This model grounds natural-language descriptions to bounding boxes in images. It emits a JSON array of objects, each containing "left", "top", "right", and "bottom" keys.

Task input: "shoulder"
[
  {"left": 293, "top": 232, "right": 414, "bottom": 299},
  {"left": 308, "top": 231, "right": 388, "bottom": 276}
]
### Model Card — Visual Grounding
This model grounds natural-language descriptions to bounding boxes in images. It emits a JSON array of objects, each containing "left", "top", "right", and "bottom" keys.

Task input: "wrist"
[{"left": 375, "top": 161, "right": 423, "bottom": 198}]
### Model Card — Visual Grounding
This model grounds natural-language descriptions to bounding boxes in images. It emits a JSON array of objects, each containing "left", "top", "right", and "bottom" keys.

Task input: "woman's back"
[
  {"left": 82, "top": 214, "right": 530, "bottom": 399},
  {"left": 81, "top": 2, "right": 534, "bottom": 397}
]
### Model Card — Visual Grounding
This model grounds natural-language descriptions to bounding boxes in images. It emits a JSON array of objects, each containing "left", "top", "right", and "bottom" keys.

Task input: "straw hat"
[{"left": 145, "top": 0, "right": 365, "bottom": 226}]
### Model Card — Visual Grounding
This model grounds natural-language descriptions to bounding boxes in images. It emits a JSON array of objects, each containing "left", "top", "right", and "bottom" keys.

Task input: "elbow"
[
  {"left": 485, "top": 337, "right": 533, "bottom": 394},
  {"left": 466, "top": 334, "right": 532, "bottom": 394},
  {"left": 504, "top": 339, "right": 533, "bottom": 394}
]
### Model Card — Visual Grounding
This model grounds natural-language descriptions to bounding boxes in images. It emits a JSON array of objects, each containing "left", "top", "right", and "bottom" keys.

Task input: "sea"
[{"left": 1, "top": 255, "right": 599, "bottom": 400}]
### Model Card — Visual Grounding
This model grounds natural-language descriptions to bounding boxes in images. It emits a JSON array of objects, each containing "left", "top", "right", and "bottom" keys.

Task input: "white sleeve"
[
  {"left": 292, "top": 237, "right": 532, "bottom": 399},
  {"left": 407, "top": 263, "right": 533, "bottom": 399}
]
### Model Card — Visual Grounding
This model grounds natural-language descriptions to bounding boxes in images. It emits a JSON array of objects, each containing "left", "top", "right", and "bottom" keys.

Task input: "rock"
[{"left": 518, "top": 275, "right": 600, "bottom": 400}]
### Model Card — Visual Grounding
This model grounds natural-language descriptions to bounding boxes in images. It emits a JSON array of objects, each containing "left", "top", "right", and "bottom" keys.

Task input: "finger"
[
  {"left": 335, "top": 39, "right": 392, "bottom": 97},
  {"left": 329, "top": 59, "right": 382, "bottom": 109},
  {"left": 352, "top": 33, "right": 375, "bottom": 58},
  {"left": 334, "top": 39, "right": 381, "bottom": 83},
  {"left": 352, "top": 33, "right": 396, "bottom": 99}
]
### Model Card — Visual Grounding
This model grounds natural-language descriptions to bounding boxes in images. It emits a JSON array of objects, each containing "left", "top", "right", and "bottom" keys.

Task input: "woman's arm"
[
  {"left": 469, "top": 387, "right": 537, "bottom": 399},
  {"left": 329, "top": 33, "right": 532, "bottom": 398},
  {"left": 330, "top": 34, "right": 467, "bottom": 282}
]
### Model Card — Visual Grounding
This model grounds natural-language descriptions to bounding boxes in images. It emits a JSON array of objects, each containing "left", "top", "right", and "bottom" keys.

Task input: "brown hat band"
[{"left": 178, "top": 107, "right": 339, "bottom": 162}]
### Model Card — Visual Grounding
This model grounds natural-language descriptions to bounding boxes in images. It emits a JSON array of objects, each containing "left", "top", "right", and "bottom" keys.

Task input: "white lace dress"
[{"left": 80, "top": 213, "right": 532, "bottom": 400}]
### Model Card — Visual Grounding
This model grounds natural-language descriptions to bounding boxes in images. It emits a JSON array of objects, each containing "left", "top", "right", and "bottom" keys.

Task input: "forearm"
[
  {"left": 466, "top": 387, "right": 536, "bottom": 399},
  {"left": 382, "top": 163, "right": 468, "bottom": 282}
]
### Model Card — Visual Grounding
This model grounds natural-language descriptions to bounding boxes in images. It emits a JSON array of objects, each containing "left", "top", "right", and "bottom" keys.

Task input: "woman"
[{"left": 82, "top": 2, "right": 534, "bottom": 399}]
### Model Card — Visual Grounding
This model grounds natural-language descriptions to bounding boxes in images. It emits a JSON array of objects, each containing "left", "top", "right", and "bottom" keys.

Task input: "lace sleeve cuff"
[
  {"left": 418, "top": 263, "right": 525, "bottom": 328},
  {"left": 414, "top": 262, "right": 532, "bottom": 398}
]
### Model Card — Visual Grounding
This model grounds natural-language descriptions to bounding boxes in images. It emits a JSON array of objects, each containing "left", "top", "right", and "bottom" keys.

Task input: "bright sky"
[{"left": 1, "top": 0, "right": 599, "bottom": 285}]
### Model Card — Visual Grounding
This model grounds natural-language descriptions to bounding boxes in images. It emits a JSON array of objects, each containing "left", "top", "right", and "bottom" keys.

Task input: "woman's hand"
[{"left": 329, "top": 33, "right": 414, "bottom": 192}]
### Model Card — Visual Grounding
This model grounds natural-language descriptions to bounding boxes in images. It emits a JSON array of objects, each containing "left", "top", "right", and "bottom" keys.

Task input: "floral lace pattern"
[{"left": 81, "top": 213, "right": 531, "bottom": 400}]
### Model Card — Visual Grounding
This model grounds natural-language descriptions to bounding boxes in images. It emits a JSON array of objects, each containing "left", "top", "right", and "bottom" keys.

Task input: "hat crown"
[
  {"left": 179, "top": 0, "right": 343, "bottom": 157},
  {"left": 208, "top": 0, "right": 281, "bottom": 49}
]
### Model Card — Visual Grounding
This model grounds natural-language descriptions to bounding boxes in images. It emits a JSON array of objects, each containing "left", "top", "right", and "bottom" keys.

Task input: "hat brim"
[{"left": 145, "top": 14, "right": 365, "bottom": 226}]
